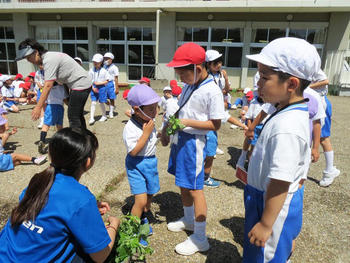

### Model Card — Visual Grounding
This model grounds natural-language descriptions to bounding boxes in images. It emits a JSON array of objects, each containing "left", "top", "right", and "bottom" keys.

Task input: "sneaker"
[
  {"left": 230, "top": 124, "right": 238, "bottom": 129},
  {"left": 141, "top": 217, "right": 153, "bottom": 236},
  {"left": 216, "top": 148, "right": 224, "bottom": 155},
  {"left": 99, "top": 116, "right": 107, "bottom": 122},
  {"left": 232, "top": 104, "right": 237, "bottom": 110},
  {"left": 34, "top": 155, "right": 47, "bottom": 165},
  {"left": 175, "top": 234, "right": 210, "bottom": 256},
  {"left": 204, "top": 177, "right": 220, "bottom": 188},
  {"left": 139, "top": 237, "right": 148, "bottom": 247},
  {"left": 109, "top": 111, "right": 114, "bottom": 118},
  {"left": 167, "top": 217, "right": 194, "bottom": 232},
  {"left": 37, "top": 123, "right": 43, "bottom": 129},
  {"left": 319, "top": 167, "right": 340, "bottom": 187},
  {"left": 89, "top": 119, "right": 95, "bottom": 125},
  {"left": 38, "top": 141, "right": 46, "bottom": 154}
]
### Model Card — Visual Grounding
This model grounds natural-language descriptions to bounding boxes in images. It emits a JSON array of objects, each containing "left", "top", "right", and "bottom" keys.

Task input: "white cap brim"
[{"left": 246, "top": 54, "right": 278, "bottom": 68}]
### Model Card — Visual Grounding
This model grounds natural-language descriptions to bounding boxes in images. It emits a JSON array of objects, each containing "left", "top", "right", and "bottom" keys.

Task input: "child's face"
[
  {"left": 5, "top": 79, "right": 13, "bottom": 86},
  {"left": 163, "top": 90, "right": 172, "bottom": 99},
  {"left": 257, "top": 63, "right": 290, "bottom": 105},
  {"left": 175, "top": 65, "right": 202, "bottom": 85},
  {"left": 93, "top": 61, "right": 102, "bottom": 69},
  {"left": 135, "top": 102, "right": 158, "bottom": 121},
  {"left": 208, "top": 61, "right": 222, "bottom": 73}
]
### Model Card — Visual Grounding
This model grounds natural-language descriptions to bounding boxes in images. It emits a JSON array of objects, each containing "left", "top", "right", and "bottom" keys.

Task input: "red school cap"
[
  {"left": 139, "top": 77, "right": 150, "bottom": 85},
  {"left": 15, "top": 74, "right": 23, "bottom": 80},
  {"left": 170, "top": 79, "right": 178, "bottom": 89},
  {"left": 246, "top": 91, "right": 254, "bottom": 101},
  {"left": 167, "top": 42, "right": 205, "bottom": 68},
  {"left": 122, "top": 89, "right": 130, "bottom": 100},
  {"left": 171, "top": 85, "right": 182, "bottom": 96},
  {"left": 28, "top": 72, "right": 36, "bottom": 78},
  {"left": 19, "top": 82, "right": 32, "bottom": 91}
]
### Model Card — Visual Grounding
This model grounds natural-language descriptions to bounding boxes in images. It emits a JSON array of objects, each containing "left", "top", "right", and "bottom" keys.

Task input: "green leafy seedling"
[{"left": 166, "top": 115, "right": 186, "bottom": 136}]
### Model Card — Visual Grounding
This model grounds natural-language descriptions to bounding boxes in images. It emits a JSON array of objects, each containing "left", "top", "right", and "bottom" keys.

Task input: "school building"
[{"left": 1, "top": 0, "right": 350, "bottom": 91}]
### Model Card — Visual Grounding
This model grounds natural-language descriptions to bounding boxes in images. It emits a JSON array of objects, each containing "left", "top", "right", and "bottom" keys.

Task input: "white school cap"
[
  {"left": 1, "top": 75, "right": 12, "bottom": 82},
  {"left": 205, "top": 50, "right": 223, "bottom": 62},
  {"left": 246, "top": 37, "right": 321, "bottom": 81},
  {"left": 92, "top": 53, "right": 104, "bottom": 63},
  {"left": 243, "top": 87, "right": 251, "bottom": 94},
  {"left": 104, "top": 52, "right": 114, "bottom": 60},
  {"left": 163, "top": 86, "right": 172, "bottom": 91},
  {"left": 74, "top": 57, "right": 82, "bottom": 64}
]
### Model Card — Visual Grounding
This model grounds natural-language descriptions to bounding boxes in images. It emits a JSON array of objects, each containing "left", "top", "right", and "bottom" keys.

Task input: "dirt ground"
[{"left": 0, "top": 95, "right": 349, "bottom": 263}]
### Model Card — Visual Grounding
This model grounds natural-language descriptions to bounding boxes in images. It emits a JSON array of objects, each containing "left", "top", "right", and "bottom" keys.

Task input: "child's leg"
[
  {"left": 237, "top": 137, "right": 250, "bottom": 167},
  {"left": 99, "top": 102, "right": 107, "bottom": 120},
  {"left": 56, "top": 124, "right": 63, "bottom": 131},
  {"left": 131, "top": 193, "right": 148, "bottom": 218},
  {"left": 10, "top": 105, "right": 19, "bottom": 113},
  {"left": 40, "top": 124, "right": 50, "bottom": 142},
  {"left": 204, "top": 156, "right": 214, "bottom": 179},
  {"left": 228, "top": 116, "right": 248, "bottom": 129},
  {"left": 90, "top": 101, "right": 97, "bottom": 122},
  {"left": 144, "top": 194, "right": 153, "bottom": 213},
  {"left": 109, "top": 99, "right": 115, "bottom": 118},
  {"left": 11, "top": 153, "right": 31, "bottom": 166}
]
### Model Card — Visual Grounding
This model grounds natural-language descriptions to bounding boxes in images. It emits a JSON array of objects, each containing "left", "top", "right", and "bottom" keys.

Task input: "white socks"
[
  {"left": 109, "top": 105, "right": 114, "bottom": 117},
  {"left": 194, "top": 221, "right": 207, "bottom": 241},
  {"left": 324, "top": 151, "right": 334, "bottom": 172},
  {"left": 100, "top": 103, "right": 106, "bottom": 117},
  {"left": 90, "top": 101, "right": 96, "bottom": 120},
  {"left": 183, "top": 205, "right": 194, "bottom": 224},
  {"left": 237, "top": 150, "right": 248, "bottom": 167}
]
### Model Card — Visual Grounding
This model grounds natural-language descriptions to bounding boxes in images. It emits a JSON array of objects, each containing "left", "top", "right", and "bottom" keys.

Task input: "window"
[
  {"left": 96, "top": 26, "right": 156, "bottom": 80},
  {"left": 0, "top": 26, "right": 17, "bottom": 75},
  {"left": 249, "top": 26, "right": 327, "bottom": 68},
  {"left": 177, "top": 26, "right": 244, "bottom": 68},
  {"left": 34, "top": 26, "right": 89, "bottom": 68}
]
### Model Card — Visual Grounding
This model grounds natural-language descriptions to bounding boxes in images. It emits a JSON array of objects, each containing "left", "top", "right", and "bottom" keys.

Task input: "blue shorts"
[
  {"left": 106, "top": 81, "right": 116, "bottom": 100},
  {"left": 205, "top": 131, "right": 218, "bottom": 157},
  {"left": 37, "top": 89, "right": 42, "bottom": 102},
  {"left": 321, "top": 96, "right": 332, "bottom": 138},
  {"left": 90, "top": 85, "right": 107, "bottom": 103},
  {"left": 44, "top": 104, "right": 64, "bottom": 126},
  {"left": 243, "top": 184, "right": 304, "bottom": 263},
  {"left": 125, "top": 155, "right": 160, "bottom": 195},
  {"left": 0, "top": 153, "right": 14, "bottom": 172},
  {"left": 248, "top": 123, "right": 263, "bottom": 146},
  {"left": 168, "top": 131, "right": 206, "bottom": 190},
  {"left": 4, "top": 101, "right": 16, "bottom": 108}
]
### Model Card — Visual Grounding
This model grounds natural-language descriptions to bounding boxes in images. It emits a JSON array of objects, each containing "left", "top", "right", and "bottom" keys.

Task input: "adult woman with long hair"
[{"left": 16, "top": 39, "right": 92, "bottom": 129}]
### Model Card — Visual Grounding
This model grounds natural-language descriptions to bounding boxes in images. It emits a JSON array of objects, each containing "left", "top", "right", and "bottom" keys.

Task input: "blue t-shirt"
[{"left": 0, "top": 173, "right": 110, "bottom": 263}]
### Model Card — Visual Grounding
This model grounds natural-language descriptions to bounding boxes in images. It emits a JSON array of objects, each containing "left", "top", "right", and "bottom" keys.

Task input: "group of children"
[{"left": 0, "top": 37, "right": 342, "bottom": 262}]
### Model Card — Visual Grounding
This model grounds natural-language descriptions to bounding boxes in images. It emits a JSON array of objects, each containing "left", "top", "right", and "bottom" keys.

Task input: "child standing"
[
  {"left": 123, "top": 84, "right": 160, "bottom": 246},
  {"left": 158, "top": 86, "right": 172, "bottom": 113},
  {"left": 164, "top": 43, "right": 225, "bottom": 255},
  {"left": 103, "top": 52, "right": 119, "bottom": 118},
  {"left": 0, "top": 115, "right": 46, "bottom": 171},
  {"left": 38, "top": 82, "right": 68, "bottom": 154},
  {"left": 244, "top": 37, "right": 320, "bottom": 262},
  {"left": 89, "top": 53, "right": 111, "bottom": 125},
  {"left": 310, "top": 70, "right": 340, "bottom": 186}
]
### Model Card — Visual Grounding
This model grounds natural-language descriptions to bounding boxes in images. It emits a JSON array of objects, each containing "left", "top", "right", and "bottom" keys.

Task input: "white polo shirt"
[
  {"left": 158, "top": 96, "right": 168, "bottom": 111},
  {"left": 1, "top": 86, "right": 15, "bottom": 98},
  {"left": 164, "top": 97, "right": 179, "bottom": 121},
  {"left": 247, "top": 104, "right": 310, "bottom": 193},
  {"left": 89, "top": 67, "right": 111, "bottom": 85},
  {"left": 47, "top": 84, "right": 68, "bottom": 106},
  {"left": 104, "top": 64, "right": 119, "bottom": 79},
  {"left": 178, "top": 79, "right": 225, "bottom": 135},
  {"left": 13, "top": 80, "right": 24, "bottom": 98},
  {"left": 246, "top": 98, "right": 264, "bottom": 121},
  {"left": 35, "top": 70, "right": 45, "bottom": 90},
  {"left": 123, "top": 118, "right": 157, "bottom": 157}
]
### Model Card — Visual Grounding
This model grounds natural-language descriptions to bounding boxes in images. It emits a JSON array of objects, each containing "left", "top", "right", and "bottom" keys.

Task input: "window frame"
[{"left": 0, "top": 25, "right": 16, "bottom": 75}]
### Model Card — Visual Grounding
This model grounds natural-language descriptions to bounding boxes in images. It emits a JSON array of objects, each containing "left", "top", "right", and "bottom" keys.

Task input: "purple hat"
[
  {"left": 0, "top": 115, "right": 7, "bottom": 126},
  {"left": 0, "top": 108, "right": 8, "bottom": 115},
  {"left": 127, "top": 84, "right": 160, "bottom": 107}
]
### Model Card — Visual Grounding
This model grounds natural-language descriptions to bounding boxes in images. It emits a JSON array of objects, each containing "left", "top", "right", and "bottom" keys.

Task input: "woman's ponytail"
[{"left": 10, "top": 165, "right": 55, "bottom": 228}]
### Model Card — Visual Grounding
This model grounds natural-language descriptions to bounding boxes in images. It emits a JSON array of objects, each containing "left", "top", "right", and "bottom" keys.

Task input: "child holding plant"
[
  {"left": 0, "top": 128, "right": 120, "bottom": 262},
  {"left": 162, "top": 43, "right": 225, "bottom": 255},
  {"left": 123, "top": 84, "right": 161, "bottom": 246}
]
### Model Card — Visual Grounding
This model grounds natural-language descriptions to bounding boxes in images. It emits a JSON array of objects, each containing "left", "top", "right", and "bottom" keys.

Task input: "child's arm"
[
  {"left": 128, "top": 119, "right": 154, "bottom": 157},
  {"left": 222, "top": 70, "right": 231, "bottom": 92},
  {"left": 309, "top": 79, "right": 329, "bottom": 90},
  {"left": 248, "top": 178, "right": 290, "bottom": 247},
  {"left": 180, "top": 119, "right": 221, "bottom": 131},
  {"left": 114, "top": 76, "right": 119, "bottom": 95},
  {"left": 94, "top": 80, "right": 109, "bottom": 86},
  {"left": 245, "top": 110, "right": 267, "bottom": 139},
  {"left": 311, "top": 119, "right": 321, "bottom": 162}
]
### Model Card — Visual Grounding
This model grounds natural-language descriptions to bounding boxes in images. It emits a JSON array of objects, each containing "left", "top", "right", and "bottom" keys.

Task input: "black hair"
[
  {"left": 10, "top": 128, "right": 98, "bottom": 228},
  {"left": 176, "top": 63, "right": 206, "bottom": 71},
  {"left": 18, "top": 38, "right": 47, "bottom": 57},
  {"left": 276, "top": 71, "right": 311, "bottom": 94}
]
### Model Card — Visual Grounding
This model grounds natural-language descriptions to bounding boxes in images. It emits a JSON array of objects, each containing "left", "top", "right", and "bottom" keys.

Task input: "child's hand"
[
  {"left": 97, "top": 201, "right": 111, "bottom": 216},
  {"left": 245, "top": 129, "right": 254, "bottom": 140},
  {"left": 107, "top": 216, "right": 120, "bottom": 229},
  {"left": 143, "top": 119, "right": 155, "bottom": 136},
  {"left": 9, "top": 127, "right": 17, "bottom": 135},
  {"left": 92, "top": 87, "right": 99, "bottom": 93},
  {"left": 241, "top": 125, "right": 248, "bottom": 131},
  {"left": 311, "top": 148, "right": 320, "bottom": 163},
  {"left": 248, "top": 221, "right": 272, "bottom": 247}
]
